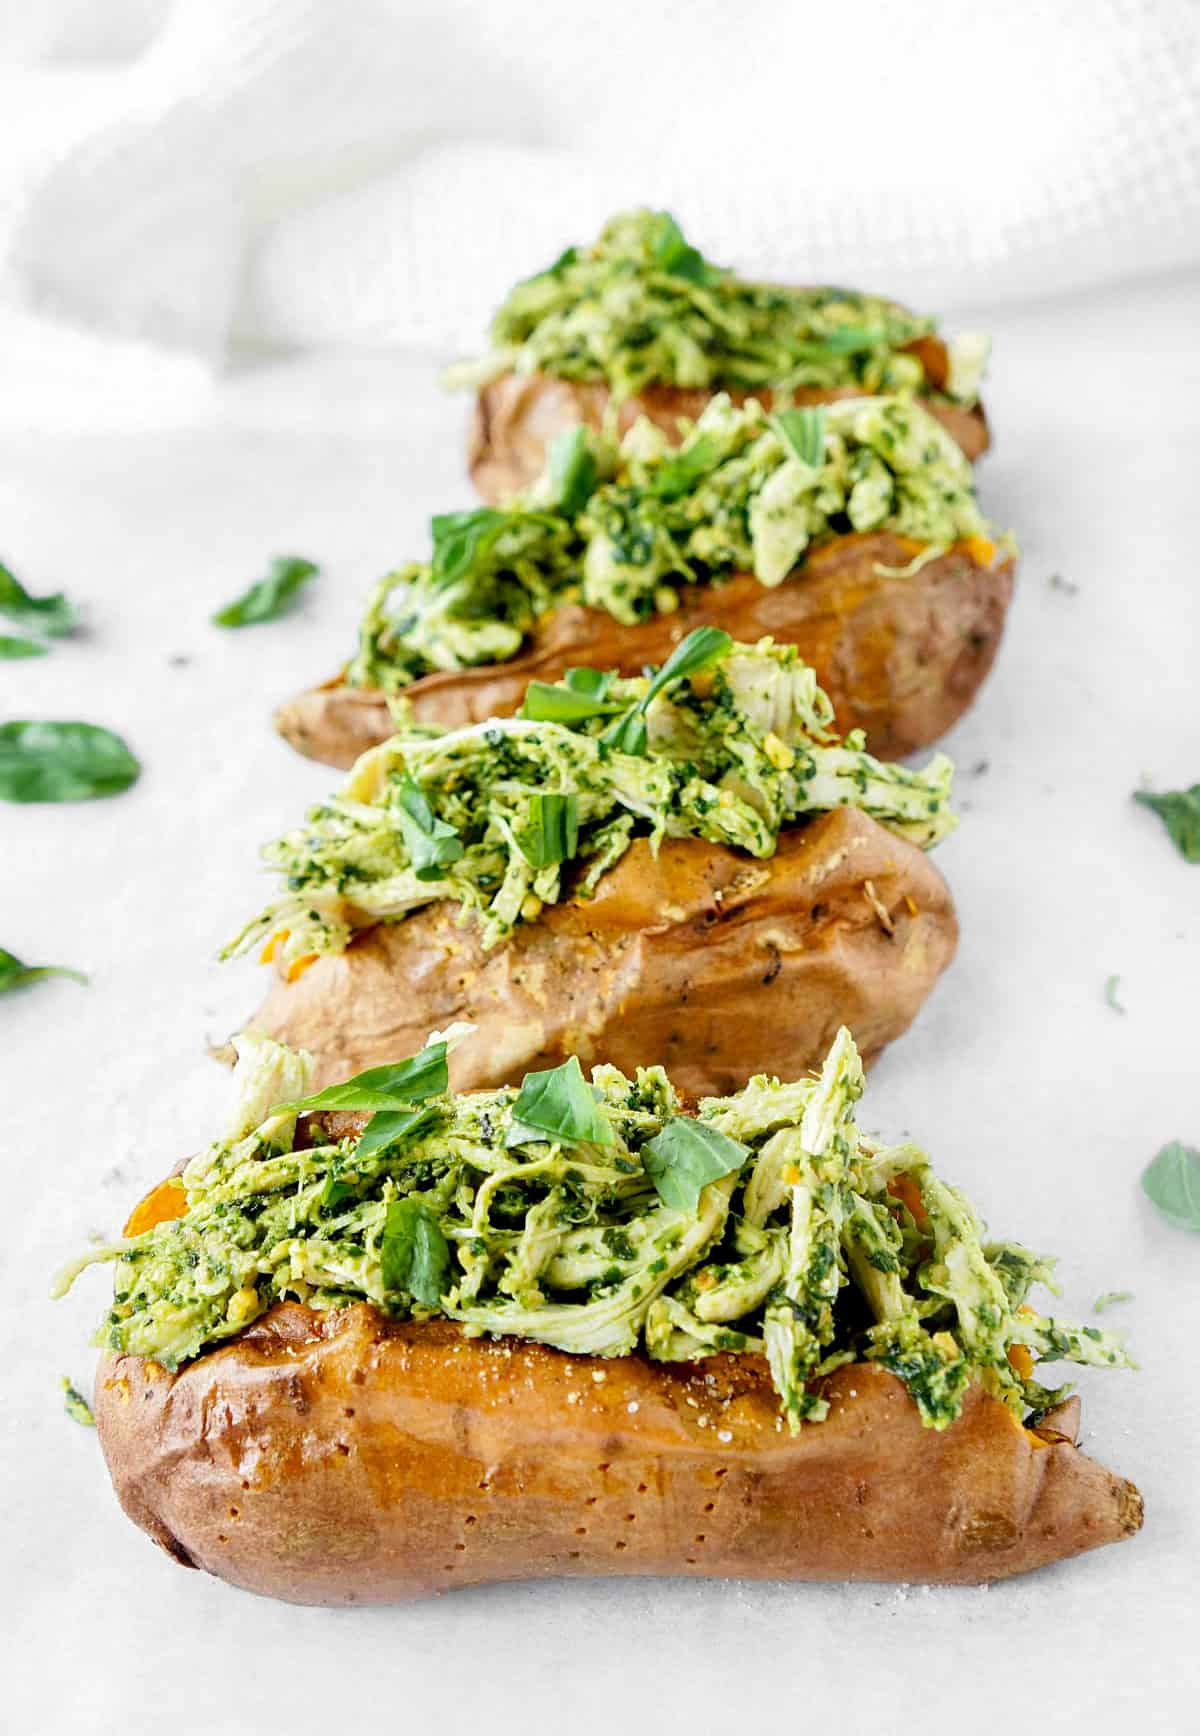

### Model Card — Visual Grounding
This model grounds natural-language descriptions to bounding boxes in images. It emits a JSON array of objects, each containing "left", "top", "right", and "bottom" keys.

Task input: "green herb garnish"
[
  {"left": 0, "top": 560, "right": 79, "bottom": 639},
  {"left": 641, "top": 1118, "right": 749, "bottom": 1213},
  {"left": 430, "top": 509, "right": 509, "bottom": 587},
  {"left": 380, "top": 1198, "right": 452, "bottom": 1306},
  {"left": 0, "top": 720, "right": 140, "bottom": 804},
  {"left": 1094, "top": 1290, "right": 1134, "bottom": 1314},
  {"left": 516, "top": 791, "right": 579, "bottom": 868},
  {"left": 0, "top": 635, "right": 50, "bottom": 659},
  {"left": 1104, "top": 974, "right": 1125, "bottom": 1014},
  {"left": 1135, "top": 785, "right": 1200, "bottom": 863},
  {"left": 506, "top": 1055, "right": 614, "bottom": 1148},
  {"left": 546, "top": 428, "right": 599, "bottom": 516},
  {"left": 395, "top": 771, "right": 465, "bottom": 881},
  {"left": 1141, "top": 1140, "right": 1200, "bottom": 1232},
  {"left": 212, "top": 556, "right": 318, "bottom": 628},
  {"left": 602, "top": 626, "right": 732, "bottom": 754},
  {"left": 291, "top": 1041, "right": 450, "bottom": 1114},
  {"left": 61, "top": 1377, "right": 95, "bottom": 1427},
  {"left": 773, "top": 406, "right": 827, "bottom": 468},
  {"left": 0, "top": 947, "right": 88, "bottom": 994}
]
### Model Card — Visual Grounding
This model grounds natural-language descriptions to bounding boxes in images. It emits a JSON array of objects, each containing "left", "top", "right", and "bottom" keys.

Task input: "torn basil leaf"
[
  {"left": 516, "top": 792, "right": 579, "bottom": 868},
  {"left": 1141, "top": 1140, "right": 1200, "bottom": 1232},
  {"left": 602, "top": 626, "right": 732, "bottom": 755},
  {"left": 61, "top": 1377, "right": 95, "bottom": 1427},
  {"left": 0, "top": 635, "right": 50, "bottom": 659},
  {"left": 773, "top": 406, "right": 827, "bottom": 469},
  {"left": 651, "top": 212, "right": 719, "bottom": 287},
  {"left": 380, "top": 1197, "right": 452, "bottom": 1306},
  {"left": 0, "top": 720, "right": 141, "bottom": 803},
  {"left": 212, "top": 555, "right": 319, "bottom": 628},
  {"left": 547, "top": 427, "right": 598, "bottom": 516},
  {"left": 1104, "top": 974, "right": 1125, "bottom": 1014},
  {"left": 641, "top": 1118, "right": 749, "bottom": 1213},
  {"left": 1135, "top": 784, "right": 1200, "bottom": 863},
  {"left": 395, "top": 771, "right": 464, "bottom": 881},
  {"left": 649, "top": 433, "right": 724, "bottom": 502},
  {"left": 506, "top": 1055, "right": 614, "bottom": 1148},
  {"left": 0, "top": 560, "right": 79, "bottom": 638},
  {"left": 291, "top": 1040, "right": 449, "bottom": 1114},
  {"left": 519, "top": 670, "right": 621, "bottom": 724},
  {"left": 430, "top": 509, "right": 508, "bottom": 586},
  {"left": 0, "top": 947, "right": 88, "bottom": 993}
]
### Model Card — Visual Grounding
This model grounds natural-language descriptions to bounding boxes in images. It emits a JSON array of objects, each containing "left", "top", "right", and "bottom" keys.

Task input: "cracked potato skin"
[
  {"left": 467, "top": 367, "right": 990, "bottom": 505},
  {"left": 276, "top": 532, "right": 1014, "bottom": 770},
  {"left": 245, "top": 808, "right": 958, "bottom": 1096},
  {"left": 94, "top": 1306, "right": 1142, "bottom": 1606}
]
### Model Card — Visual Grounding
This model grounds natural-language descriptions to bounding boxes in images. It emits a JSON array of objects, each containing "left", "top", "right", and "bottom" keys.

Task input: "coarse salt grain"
[
  {"left": 591, "top": 1370, "right": 607, "bottom": 1383},
  {"left": 717, "top": 1429, "right": 733, "bottom": 1443},
  {"left": 627, "top": 1401, "right": 640, "bottom": 1414}
]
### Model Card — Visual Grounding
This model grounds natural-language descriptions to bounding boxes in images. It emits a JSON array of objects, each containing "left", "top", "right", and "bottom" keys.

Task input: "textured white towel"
[{"left": 2, "top": 0, "right": 1198, "bottom": 360}]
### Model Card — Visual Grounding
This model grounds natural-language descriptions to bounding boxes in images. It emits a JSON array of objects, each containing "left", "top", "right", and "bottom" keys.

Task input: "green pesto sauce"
[
  {"left": 348, "top": 392, "right": 996, "bottom": 696},
  {"left": 445, "top": 208, "right": 987, "bottom": 406},
  {"left": 225, "top": 638, "right": 956, "bottom": 971},
  {"left": 56, "top": 1029, "right": 1133, "bottom": 1436}
]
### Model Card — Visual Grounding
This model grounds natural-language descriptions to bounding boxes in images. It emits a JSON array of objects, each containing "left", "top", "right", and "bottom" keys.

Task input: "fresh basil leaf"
[
  {"left": 601, "top": 626, "right": 732, "bottom": 755},
  {"left": 506, "top": 1055, "right": 614, "bottom": 1148},
  {"left": 773, "top": 406, "right": 827, "bottom": 469},
  {"left": 530, "top": 245, "right": 578, "bottom": 282},
  {"left": 356, "top": 1103, "right": 437, "bottom": 1161},
  {"left": 1103, "top": 974, "right": 1125, "bottom": 1014},
  {"left": 822, "top": 324, "right": 881, "bottom": 356},
  {"left": 517, "top": 792, "right": 579, "bottom": 868},
  {"left": 212, "top": 555, "right": 319, "bottom": 628},
  {"left": 1141, "top": 1140, "right": 1200, "bottom": 1232},
  {"left": 649, "top": 433, "right": 724, "bottom": 501},
  {"left": 394, "top": 770, "right": 464, "bottom": 881},
  {"left": 380, "top": 1197, "right": 452, "bottom": 1306},
  {"left": 430, "top": 508, "right": 509, "bottom": 586},
  {"left": 0, "top": 946, "right": 88, "bottom": 993},
  {"left": 292, "top": 1041, "right": 449, "bottom": 1114},
  {"left": 547, "top": 428, "right": 598, "bottom": 517},
  {"left": 1093, "top": 1290, "right": 1134, "bottom": 1314},
  {"left": 641, "top": 1117, "right": 749, "bottom": 1214},
  {"left": 565, "top": 668, "right": 613, "bottom": 698},
  {"left": 0, "top": 721, "right": 141, "bottom": 804},
  {"left": 0, "top": 635, "right": 50, "bottom": 659},
  {"left": 0, "top": 560, "right": 79, "bottom": 637},
  {"left": 652, "top": 212, "right": 718, "bottom": 286},
  {"left": 519, "top": 675, "right": 621, "bottom": 724},
  {"left": 1135, "top": 784, "right": 1200, "bottom": 863}
]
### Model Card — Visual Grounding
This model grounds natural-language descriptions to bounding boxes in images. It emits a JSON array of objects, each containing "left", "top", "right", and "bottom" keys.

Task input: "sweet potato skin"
[
  {"left": 468, "top": 368, "right": 991, "bottom": 503},
  {"left": 275, "top": 531, "right": 1015, "bottom": 770},
  {"left": 245, "top": 807, "right": 958, "bottom": 1096},
  {"left": 93, "top": 1304, "right": 1142, "bottom": 1605}
]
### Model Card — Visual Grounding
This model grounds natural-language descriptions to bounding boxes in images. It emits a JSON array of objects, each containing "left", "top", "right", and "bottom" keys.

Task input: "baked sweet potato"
[
  {"left": 63, "top": 1028, "right": 1140, "bottom": 1603},
  {"left": 469, "top": 372, "right": 990, "bottom": 505},
  {"left": 246, "top": 807, "right": 959, "bottom": 1096},
  {"left": 277, "top": 530, "right": 1014, "bottom": 770},
  {"left": 93, "top": 1309, "right": 1140, "bottom": 1605}
]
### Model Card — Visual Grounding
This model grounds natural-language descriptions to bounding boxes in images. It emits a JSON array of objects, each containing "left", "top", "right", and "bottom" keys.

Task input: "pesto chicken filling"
[
  {"left": 445, "top": 207, "right": 988, "bottom": 407},
  {"left": 349, "top": 393, "right": 997, "bottom": 696},
  {"left": 56, "top": 1028, "right": 1132, "bottom": 1434},
  {"left": 227, "top": 634, "right": 955, "bottom": 971}
]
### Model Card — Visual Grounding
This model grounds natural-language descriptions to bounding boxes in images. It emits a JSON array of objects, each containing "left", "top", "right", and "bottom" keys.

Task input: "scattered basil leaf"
[
  {"left": 649, "top": 433, "right": 724, "bottom": 501},
  {"left": 1103, "top": 974, "right": 1125, "bottom": 1014},
  {"left": 212, "top": 555, "right": 319, "bottom": 628},
  {"left": 380, "top": 1197, "right": 452, "bottom": 1307},
  {"left": 1141, "top": 1140, "right": 1200, "bottom": 1232},
  {"left": 547, "top": 428, "right": 598, "bottom": 516},
  {"left": 1134, "top": 784, "right": 1200, "bottom": 863},
  {"left": 517, "top": 792, "right": 579, "bottom": 868},
  {"left": 0, "top": 560, "right": 79, "bottom": 638},
  {"left": 821, "top": 325, "right": 880, "bottom": 356},
  {"left": 430, "top": 509, "right": 508, "bottom": 586},
  {"left": 773, "top": 405, "right": 827, "bottom": 469},
  {"left": 61, "top": 1377, "right": 95, "bottom": 1428},
  {"left": 519, "top": 669, "right": 621, "bottom": 724},
  {"left": 356, "top": 1103, "right": 437, "bottom": 1162},
  {"left": 1093, "top": 1290, "right": 1134, "bottom": 1314},
  {"left": 602, "top": 626, "right": 732, "bottom": 755},
  {"left": 291, "top": 1041, "right": 449, "bottom": 1114},
  {"left": 528, "top": 244, "right": 578, "bottom": 283},
  {"left": 394, "top": 770, "right": 464, "bottom": 881},
  {"left": 641, "top": 1118, "right": 749, "bottom": 1214},
  {"left": 506, "top": 1055, "right": 614, "bottom": 1148},
  {"left": 0, "top": 635, "right": 50, "bottom": 660},
  {"left": 0, "top": 947, "right": 88, "bottom": 993},
  {"left": 0, "top": 720, "right": 141, "bottom": 803},
  {"left": 652, "top": 212, "right": 719, "bottom": 286}
]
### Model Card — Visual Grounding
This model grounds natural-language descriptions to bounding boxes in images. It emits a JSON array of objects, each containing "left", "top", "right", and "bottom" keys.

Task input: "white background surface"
[{"left": 4, "top": 272, "right": 1199, "bottom": 1731}]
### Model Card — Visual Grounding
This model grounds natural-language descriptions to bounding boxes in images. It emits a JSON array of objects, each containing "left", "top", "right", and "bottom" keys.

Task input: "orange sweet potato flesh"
[
  {"left": 244, "top": 808, "right": 958, "bottom": 1096},
  {"left": 467, "top": 361, "right": 989, "bottom": 505},
  {"left": 93, "top": 1304, "right": 1141, "bottom": 1605},
  {"left": 275, "top": 530, "right": 1014, "bottom": 770}
]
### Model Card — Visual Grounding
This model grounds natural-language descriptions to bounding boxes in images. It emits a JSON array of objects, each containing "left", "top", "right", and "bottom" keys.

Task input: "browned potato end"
[
  {"left": 94, "top": 1305, "right": 1142, "bottom": 1606},
  {"left": 245, "top": 807, "right": 958, "bottom": 1096},
  {"left": 275, "top": 531, "right": 1014, "bottom": 770}
]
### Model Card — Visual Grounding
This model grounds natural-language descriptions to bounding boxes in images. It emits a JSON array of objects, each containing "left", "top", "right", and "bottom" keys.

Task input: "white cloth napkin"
[{"left": 2, "top": 0, "right": 1198, "bottom": 360}]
